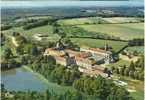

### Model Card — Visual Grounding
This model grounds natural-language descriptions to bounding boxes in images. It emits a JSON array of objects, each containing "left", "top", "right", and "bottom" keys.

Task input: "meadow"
[
  {"left": 102, "top": 17, "right": 143, "bottom": 23},
  {"left": 2, "top": 25, "right": 60, "bottom": 42},
  {"left": 58, "top": 17, "right": 142, "bottom": 25},
  {"left": 58, "top": 17, "right": 143, "bottom": 40},
  {"left": 58, "top": 17, "right": 106, "bottom": 25},
  {"left": 78, "top": 23, "right": 144, "bottom": 40},
  {"left": 119, "top": 77, "right": 144, "bottom": 100},
  {"left": 71, "top": 38, "right": 128, "bottom": 52}
]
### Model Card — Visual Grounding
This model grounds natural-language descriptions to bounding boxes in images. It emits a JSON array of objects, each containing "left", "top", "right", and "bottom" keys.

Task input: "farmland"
[
  {"left": 58, "top": 17, "right": 107, "bottom": 25},
  {"left": 58, "top": 17, "right": 143, "bottom": 40},
  {"left": 2, "top": 25, "right": 60, "bottom": 42},
  {"left": 71, "top": 38, "right": 128, "bottom": 52},
  {"left": 2, "top": 25, "right": 53, "bottom": 36},
  {"left": 78, "top": 23, "right": 143, "bottom": 40},
  {"left": 58, "top": 17, "right": 143, "bottom": 25},
  {"left": 119, "top": 77, "right": 144, "bottom": 100},
  {"left": 1, "top": 5, "right": 144, "bottom": 100}
]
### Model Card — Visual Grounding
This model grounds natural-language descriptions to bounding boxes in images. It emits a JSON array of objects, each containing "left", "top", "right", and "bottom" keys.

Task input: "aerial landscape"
[{"left": 1, "top": 1, "right": 144, "bottom": 100}]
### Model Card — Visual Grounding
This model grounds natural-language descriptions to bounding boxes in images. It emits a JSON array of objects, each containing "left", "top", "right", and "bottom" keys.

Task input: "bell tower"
[
  {"left": 104, "top": 41, "right": 109, "bottom": 51},
  {"left": 104, "top": 41, "right": 113, "bottom": 64}
]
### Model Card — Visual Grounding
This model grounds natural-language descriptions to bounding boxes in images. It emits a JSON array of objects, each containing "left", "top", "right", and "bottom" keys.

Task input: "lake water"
[{"left": 1, "top": 67, "right": 74, "bottom": 93}]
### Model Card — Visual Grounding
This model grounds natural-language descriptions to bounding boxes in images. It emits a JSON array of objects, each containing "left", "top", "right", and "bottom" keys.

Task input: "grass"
[
  {"left": 103, "top": 17, "right": 142, "bottom": 23},
  {"left": 58, "top": 17, "right": 142, "bottom": 25},
  {"left": 2, "top": 25, "right": 60, "bottom": 42},
  {"left": 2, "top": 25, "right": 53, "bottom": 36},
  {"left": 119, "top": 76, "right": 144, "bottom": 100},
  {"left": 0, "top": 46, "right": 5, "bottom": 56},
  {"left": 58, "top": 17, "right": 105, "bottom": 26},
  {"left": 107, "top": 59, "right": 130, "bottom": 68},
  {"left": 71, "top": 38, "right": 128, "bottom": 52},
  {"left": 77, "top": 23, "right": 144, "bottom": 40}
]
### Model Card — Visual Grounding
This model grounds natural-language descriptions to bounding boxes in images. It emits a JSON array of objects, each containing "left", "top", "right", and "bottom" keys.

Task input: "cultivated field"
[
  {"left": 2, "top": 25, "right": 60, "bottom": 42},
  {"left": 103, "top": 17, "right": 143, "bottom": 23},
  {"left": 78, "top": 23, "right": 144, "bottom": 40},
  {"left": 71, "top": 38, "right": 128, "bottom": 52},
  {"left": 58, "top": 17, "right": 143, "bottom": 26},
  {"left": 58, "top": 17, "right": 106, "bottom": 25},
  {"left": 120, "top": 77, "right": 144, "bottom": 100}
]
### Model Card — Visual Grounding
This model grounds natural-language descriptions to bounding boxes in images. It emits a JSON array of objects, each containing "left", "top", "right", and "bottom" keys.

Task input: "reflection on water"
[
  {"left": 1, "top": 69, "right": 16, "bottom": 77},
  {"left": 1, "top": 67, "right": 74, "bottom": 94},
  {"left": 1, "top": 67, "right": 48, "bottom": 91}
]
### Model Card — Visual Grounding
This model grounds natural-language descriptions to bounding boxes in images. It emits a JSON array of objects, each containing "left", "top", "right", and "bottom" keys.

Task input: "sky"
[{"left": 1, "top": 1, "right": 144, "bottom": 8}]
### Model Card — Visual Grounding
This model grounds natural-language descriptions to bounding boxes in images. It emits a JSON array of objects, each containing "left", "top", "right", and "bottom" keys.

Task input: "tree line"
[
  {"left": 105, "top": 55, "right": 144, "bottom": 81},
  {"left": 53, "top": 25, "right": 122, "bottom": 41},
  {"left": 1, "top": 25, "right": 12, "bottom": 31},
  {"left": 1, "top": 84, "right": 83, "bottom": 100},
  {"left": 128, "top": 38, "right": 144, "bottom": 46},
  {"left": 23, "top": 19, "right": 49, "bottom": 30},
  {"left": 19, "top": 54, "right": 133, "bottom": 100}
]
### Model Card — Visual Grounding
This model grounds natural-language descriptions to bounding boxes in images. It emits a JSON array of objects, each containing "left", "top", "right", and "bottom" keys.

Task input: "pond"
[{"left": 1, "top": 66, "right": 75, "bottom": 94}]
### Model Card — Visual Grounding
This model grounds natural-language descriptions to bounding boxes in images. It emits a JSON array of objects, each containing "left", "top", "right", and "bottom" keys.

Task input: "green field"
[
  {"left": 58, "top": 17, "right": 142, "bottom": 25},
  {"left": 3, "top": 25, "right": 53, "bottom": 36},
  {"left": 58, "top": 17, "right": 143, "bottom": 40},
  {"left": 107, "top": 59, "right": 130, "bottom": 68},
  {"left": 103, "top": 17, "right": 142, "bottom": 23},
  {"left": 119, "top": 77, "right": 144, "bottom": 100},
  {"left": 58, "top": 17, "right": 106, "bottom": 25},
  {"left": 2, "top": 25, "right": 60, "bottom": 42},
  {"left": 77, "top": 23, "right": 144, "bottom": 40},
  {"left": 71, "top": 38, "right": 128, "bottom": 52}
]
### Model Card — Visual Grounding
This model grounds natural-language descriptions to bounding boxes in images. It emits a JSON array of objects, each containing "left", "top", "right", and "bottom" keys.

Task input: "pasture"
[
  {"left": 71, "top": 38, "right": 128, "bottom": 52},
  {"left": 78, "top": 23, "right": 144, "bottom": 40},
  {"left": 2, "top": 25, "right": 60, "bottom": 42},
  {"left": 58, "top": 17, "right": 143, "bottom": 26},
  {"left": 103, "top": 17, "right": 143, "bottom": 23},
  {"left": 120, "top": 77, "right": 144, "bottom": 100},
  {"left": 58, "top": 17, "right": 106, "bottom": 25}
]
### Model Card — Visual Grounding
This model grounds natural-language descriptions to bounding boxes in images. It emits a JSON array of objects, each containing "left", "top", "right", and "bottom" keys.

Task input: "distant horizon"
[{"left": 1, "top": 1, "right": 144, "bottom": 8}]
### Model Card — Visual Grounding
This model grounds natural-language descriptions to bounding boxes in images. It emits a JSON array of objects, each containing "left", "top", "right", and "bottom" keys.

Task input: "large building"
[
  {"left": 80, "top": 48, "right": 114, "bottom": 64},
  {"left": 44, "top": 46, "right": 114, "bottom": 68},
  {"left": 44, "top": 48, "right": 93, "bottom": 68}
]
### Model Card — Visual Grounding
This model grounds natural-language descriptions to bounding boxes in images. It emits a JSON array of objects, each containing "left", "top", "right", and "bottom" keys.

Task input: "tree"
[
  {"left": 46, "top": 55, "right": 56, "bottom": 65},
  {"left": 133, "top": 50, "right": 138, "bottom": 56},
  {"left": 129, "top": 71, "right": 135, "bottom": 79},
  {"left": 1, "top": 84, "right": 5, "bottom": 100},
  {"left": 16, "top": 46, "right": 24, "bottom": 55},
  {"left": 120, "top": 67, "right": 125, "bottom": 76},
  {"left": 44, "top": 90, "right": 51, "bottom": 100},
  {"left": 104, "top": 67, "right": 108, "bottom": 73},
  {"left": 129, "top": 61, "right": 135, "bottom": 71},
  {"left": 107, "top": 86, "right": 133, "bottom": 100},
  {"left": 124, "top": 68, "right": 130, "bottom": 76},
  {"left": 31, "top": 45, "right": 39, "bottom": 56},
  {"left": 3, "top": 47, "right": 13, "bottom": 59},
  {"left": 138, "top": 72, "right": 144, "bottom": 81},
  {"left": 134, "top": 71, "right": 139, "bottom": 80},
  {"left": 115, "top": 68, "right": 120, "bottom": 74}
]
